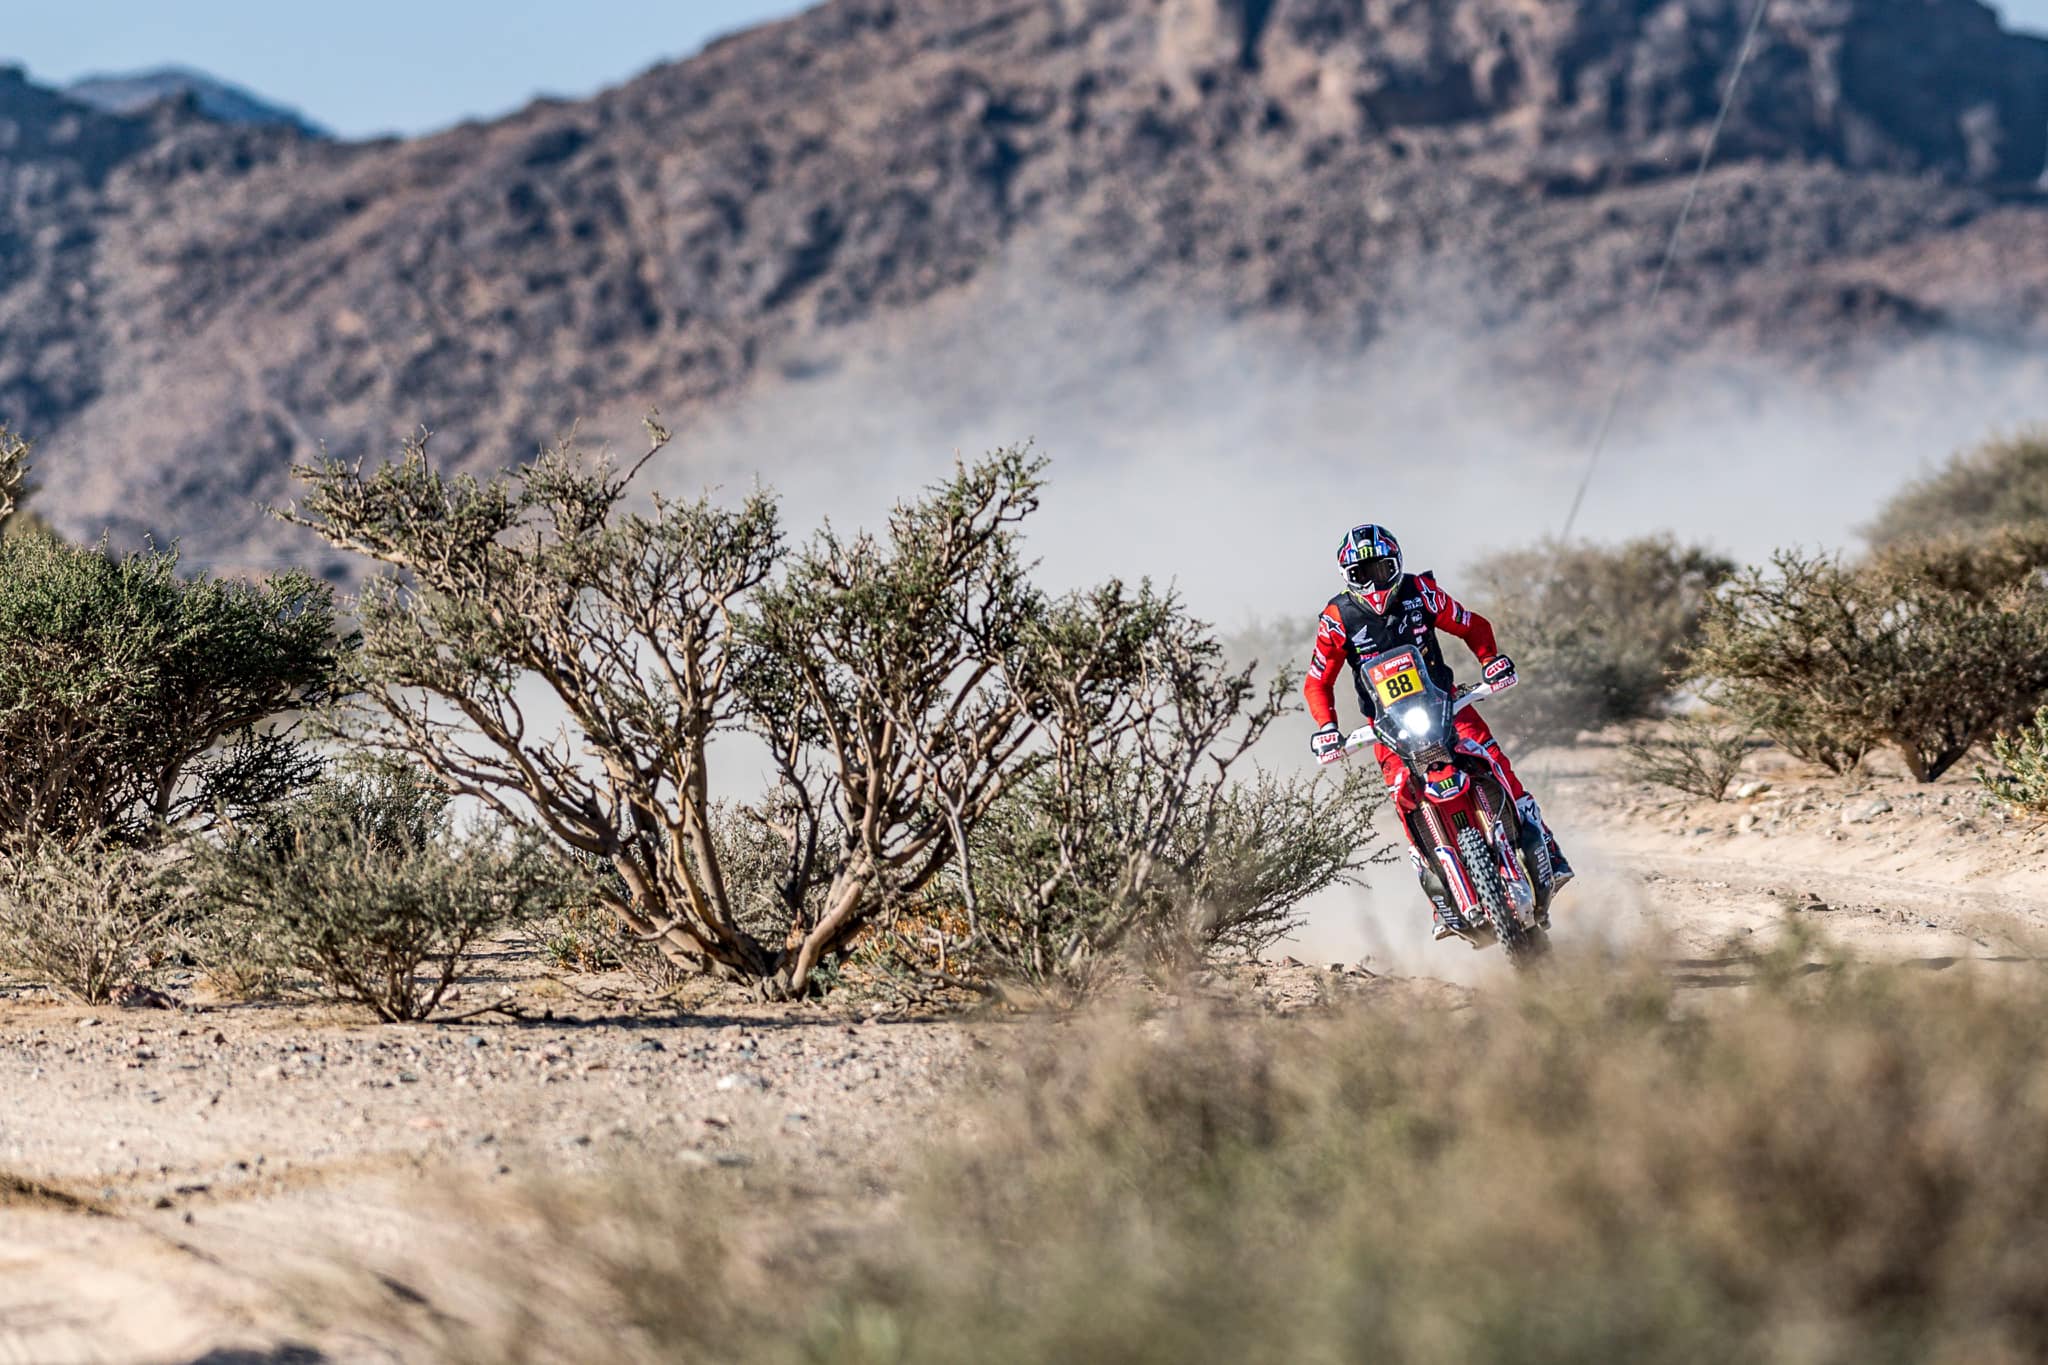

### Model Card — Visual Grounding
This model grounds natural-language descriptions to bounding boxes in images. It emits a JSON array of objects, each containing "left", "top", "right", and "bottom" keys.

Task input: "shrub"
[
  {"left": 283, "top": 426, "right": 786, "bottom": 988},
  {"left": 0, "top": 427, "right": 26, "bottom": 537},
  {"left": 199, "top": 760, "right": 559, "bottom": 1021},
  {"left": 1621, "top": 712, "right": 1754, "bottom": 801},
  {"left": 1691, "top": 546, "right": 2048, "bottom": 781},
  {"left": 0, "top": 842, "right": 173, "bottom": 1003},
  {"left": 1465, "top": 536, "right": 1736, "bottom": 747},
  {"left": 1981, "top": 706, "right": 2048, "bottom": 816},
  {"left": 927, "top": 584, "right": 1388, "bottom": 993},
  {"left": 1866, "top": 427, "right": 2048, "bottom": 547},
  {"left": 0, "top": 530, "right": 339, "bottom": 849},
  {"left": 360, "top": 957, "right": 2048, "bottom": 1364}
]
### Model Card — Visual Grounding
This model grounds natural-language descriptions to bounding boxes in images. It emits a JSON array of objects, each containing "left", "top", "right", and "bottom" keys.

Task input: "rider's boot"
[
  {"left": 1515, "top": 794, "right": 1574, "bottom": 899},
  {"left": 1430, "top": 894, "right": 1470, "bottom": 942}
]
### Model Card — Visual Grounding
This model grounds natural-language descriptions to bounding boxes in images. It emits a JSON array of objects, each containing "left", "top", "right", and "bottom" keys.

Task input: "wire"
[{"left": 1559, "top": 0, "right": 1774, "bottom": 541}]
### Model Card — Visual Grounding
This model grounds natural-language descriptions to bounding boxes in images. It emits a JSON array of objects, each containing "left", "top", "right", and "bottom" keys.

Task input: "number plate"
[{"left": 1368, "top": 657, "right": 1426, "bottom": 709}]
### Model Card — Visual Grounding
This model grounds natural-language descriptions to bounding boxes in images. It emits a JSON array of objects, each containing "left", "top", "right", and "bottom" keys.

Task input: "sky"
[
  {"left": 3, "top": 1, "right": 810, "bottom": 140},
  {"left": 8, "top": 0, "right": 2047, "bottom": 140}
]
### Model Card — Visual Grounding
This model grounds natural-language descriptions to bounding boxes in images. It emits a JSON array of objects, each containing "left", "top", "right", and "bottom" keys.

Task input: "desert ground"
[{"left": 0, "top": 737, "right": 2042, "bottom": 1365}]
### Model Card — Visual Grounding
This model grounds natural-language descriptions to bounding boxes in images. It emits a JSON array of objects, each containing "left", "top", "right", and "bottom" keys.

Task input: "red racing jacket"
[{"left": 1304, "top": 572, "right": 1500, "bottom": 726}]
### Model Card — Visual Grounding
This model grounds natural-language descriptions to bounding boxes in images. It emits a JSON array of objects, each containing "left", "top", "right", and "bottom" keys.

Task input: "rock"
[
  {"left": 716, "top": 1073, "right": 768, "bottom": 1092},
  {"left": 1737, "top": 812, "right": 1758, "bottom": 833},
  {"left": 1842, "top": 799, "right": 1893, "bottom": 825},
  {"left": 1734, "top": 781, "right": 1772, "bottom": 800},
  {"left": 634, "top": 1039, "right": 666, "bottom": 1054}
]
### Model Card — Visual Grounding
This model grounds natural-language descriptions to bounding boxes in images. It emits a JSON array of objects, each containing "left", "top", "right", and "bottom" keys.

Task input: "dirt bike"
[{"left": 1341, "top": 644, "right": 1554, "bottom": 968}]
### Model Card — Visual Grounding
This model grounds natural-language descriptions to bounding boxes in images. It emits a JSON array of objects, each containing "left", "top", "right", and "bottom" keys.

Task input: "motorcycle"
[{"left": 1340, "top": 644, "right": 1555, "bottom": 968}]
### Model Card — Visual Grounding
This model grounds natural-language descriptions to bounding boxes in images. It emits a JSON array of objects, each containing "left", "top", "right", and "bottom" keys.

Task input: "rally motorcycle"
[{"left": 1342, "top": 645, "right": 1554, "bottom": 968}]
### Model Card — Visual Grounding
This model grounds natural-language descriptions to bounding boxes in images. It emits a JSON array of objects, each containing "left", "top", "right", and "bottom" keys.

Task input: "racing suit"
[{"left": 1303, "top": 572, "right": 1567, "bottom": 919}]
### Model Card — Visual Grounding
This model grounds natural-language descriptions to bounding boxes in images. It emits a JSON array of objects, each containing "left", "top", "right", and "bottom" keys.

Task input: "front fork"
[{"left": 1403, "top": 766, "right": 1538, "bottom": 930}]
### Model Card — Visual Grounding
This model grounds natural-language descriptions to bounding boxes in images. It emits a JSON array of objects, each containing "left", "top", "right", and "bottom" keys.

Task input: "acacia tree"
[
  {"left": 284, "top": 424, "right": 785, "bottom": 979},
  {"left": 740, "top": 451, "right": 1052, "bottom": 997}
]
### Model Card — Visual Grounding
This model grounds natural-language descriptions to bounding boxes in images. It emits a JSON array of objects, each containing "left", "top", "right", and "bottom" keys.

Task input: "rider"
[{"left": 1305, "top": 523, "right": 1573, "bottom": 940}]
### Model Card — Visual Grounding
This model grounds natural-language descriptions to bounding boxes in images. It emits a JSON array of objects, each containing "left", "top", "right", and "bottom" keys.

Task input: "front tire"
[{"left": 1456, "top": 824, "right": 1546, "bottom": 969}]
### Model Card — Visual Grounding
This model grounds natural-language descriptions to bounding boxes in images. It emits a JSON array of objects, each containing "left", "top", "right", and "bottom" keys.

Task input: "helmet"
[{"left": 1337, "top": 523, "right": 1404, "bottom": 612}]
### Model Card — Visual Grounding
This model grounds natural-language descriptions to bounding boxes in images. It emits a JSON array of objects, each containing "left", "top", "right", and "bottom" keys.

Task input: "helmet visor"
[{"left": 1347, "top": 557, "right": 1400, "bottom": 591}]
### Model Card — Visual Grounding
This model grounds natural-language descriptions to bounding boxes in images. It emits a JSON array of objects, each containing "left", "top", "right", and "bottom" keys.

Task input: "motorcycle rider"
[{"left": 1305, "top": 523, "right": 1574, "bottom": 940}]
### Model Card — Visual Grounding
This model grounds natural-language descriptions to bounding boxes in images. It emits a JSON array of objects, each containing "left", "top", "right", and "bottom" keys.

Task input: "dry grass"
[{"left": 346, "top": 938, "right": 2048, "bottom": 1364}]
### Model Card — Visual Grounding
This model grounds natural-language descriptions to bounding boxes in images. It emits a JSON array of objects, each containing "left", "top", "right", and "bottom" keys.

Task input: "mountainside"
[
  {"left": 3, "top": 0, "right": 2047, "bottom": 568},
  {"left": 64, "top": 67, "right": 329, "bottom": 138}
]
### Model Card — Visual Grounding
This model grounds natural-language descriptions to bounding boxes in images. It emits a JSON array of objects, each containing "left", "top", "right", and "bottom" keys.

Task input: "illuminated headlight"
[{"left": 1398, "top": 706, "right": 1435, "bottom": 738}]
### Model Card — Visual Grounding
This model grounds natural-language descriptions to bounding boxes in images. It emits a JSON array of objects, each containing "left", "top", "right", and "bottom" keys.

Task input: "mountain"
[
  {"left": 64, "top": 67, "right": 329, "bottom": 138},
  {"left": 2, "top": 0, "right": 2047, "bottom": 571}
]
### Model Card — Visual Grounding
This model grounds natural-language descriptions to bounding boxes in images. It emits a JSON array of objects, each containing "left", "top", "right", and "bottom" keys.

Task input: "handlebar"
[{"left": 1341, "top": 680, "right": 1498, "bottom": 754}]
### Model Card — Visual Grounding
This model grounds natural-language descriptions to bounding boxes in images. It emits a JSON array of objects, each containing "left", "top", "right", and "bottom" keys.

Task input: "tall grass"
[{"left": 363, "top": 943, "right": 2048, "bottom": 1364}]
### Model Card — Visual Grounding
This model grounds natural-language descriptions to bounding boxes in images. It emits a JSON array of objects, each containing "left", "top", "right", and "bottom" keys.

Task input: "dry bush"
[
  {"left": 1466, "top": 536, "right": 1735, "bottom": 747},
  {"left": 1866, "top": 428, "right": 2048, "bottom": 547},
  {"left": 199, "top": 760, "right": 560, "bottom": 1021},
  {"left": 0, "top": 843, "right": 173, "bottom": 1003},
  {"left": 1981, "top": 706, "right": 2048, "bottom": 816},
  {"left": 919, "top": 584, "right": 1390, "bottom": 996},
  {"left": 351, "top": 949, "right": 2048, "bottom": 1364},
  {"left": 1692, "top": 544, "right": 2048, "bottom": 781},
  {"left": 1621, "top": 712, "right": 1755, "bottom": 800}
]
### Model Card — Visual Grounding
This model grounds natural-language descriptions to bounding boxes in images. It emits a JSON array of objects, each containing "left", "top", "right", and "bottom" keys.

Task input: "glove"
[
  {"left": 1310, "top": 722, "right": 1346, "bottom": 765},
  {"left": 1482, "top": 654, "right": 1518, "bottom": 691}
]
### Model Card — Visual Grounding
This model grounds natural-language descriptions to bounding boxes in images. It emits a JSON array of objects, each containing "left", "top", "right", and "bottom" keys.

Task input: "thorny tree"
[
  {"left": 741, "top": 450, "right": 1053, "bottom": 997},
  {"left": 285, "top": 423, "right": 787, "bottom": 981}
]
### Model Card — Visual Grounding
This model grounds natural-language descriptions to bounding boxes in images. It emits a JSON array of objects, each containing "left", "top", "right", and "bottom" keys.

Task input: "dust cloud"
[{"left": 654, "top": 262, "right": 2048, "bottom": 972}]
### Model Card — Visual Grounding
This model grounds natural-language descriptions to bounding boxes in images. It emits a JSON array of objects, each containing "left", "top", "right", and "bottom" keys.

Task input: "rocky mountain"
[
  {"left": 2, "top": 0, "right": 2046, "bottom": 569},
  {"left": 64, "top": 67, "right": 328, "bottom": 138}
]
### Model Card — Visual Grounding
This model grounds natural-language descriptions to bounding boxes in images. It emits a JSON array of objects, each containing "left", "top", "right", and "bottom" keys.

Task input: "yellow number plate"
[{"left": 1369, "top": 658, "right": 1425, "bottom": 709}]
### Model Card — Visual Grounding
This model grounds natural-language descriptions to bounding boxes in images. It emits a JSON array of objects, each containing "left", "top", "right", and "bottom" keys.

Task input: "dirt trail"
[
  {"left": 1537, "top": 738, "right": 2048, "bottom": 986},
  {"left": 0, "top": 744, "right": 2042, "bottom": 1362}
]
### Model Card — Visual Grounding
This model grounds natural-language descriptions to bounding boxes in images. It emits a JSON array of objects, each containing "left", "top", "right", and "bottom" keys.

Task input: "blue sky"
[
  {"left": 4, "top": 2, "right": 809, "bottom": 139},
  {"left": 7, "top": 0, "right": 2048, "bottom": 141}
]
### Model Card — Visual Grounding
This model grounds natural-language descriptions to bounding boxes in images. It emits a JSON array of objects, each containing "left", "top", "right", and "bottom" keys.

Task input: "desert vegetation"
[
  {"left": 0, "top": 428, "right": 1377, "bottom": 1013},
  {"left": 278, "top": 428, "right": 1375, "bottom": 1002},
  {"left": 1864, "top": 428, "right": 2048, "bottom": 547},
  {"left": 1465, "top": 535, "right": 1735, "bottom": 748},
  {"left": 351, "top": 946, "right": 2048, "bottom": 1365},
  {"left": 1490, "top": 432, "right": 2048, "bottom": 796}
]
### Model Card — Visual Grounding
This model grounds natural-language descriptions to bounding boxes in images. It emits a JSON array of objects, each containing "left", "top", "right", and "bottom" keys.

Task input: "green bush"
[
  {"left": 1981, "top": 706, "right": 2048, "bottom": 816},
  {"left": 0, "top": 842, "right": 173, "bottom": 1003},
  {"left": 1621, "top": 712, "right": 1755, "bottom": 801},
  {"left": 0, "top": 531, "right": 340, "bottom": 848},
  {"left": 1691, "top": 545, "right": 2048, "bottom": 781},
  {"left": 199, "top": 760, "right": 559, "bottom": 1021},
  {"left": 1866, "top": 428, "right": 2048, "bottom": 547},
  {"left": 1466, "top": 536, "right": 1736, "bottom": 747}
]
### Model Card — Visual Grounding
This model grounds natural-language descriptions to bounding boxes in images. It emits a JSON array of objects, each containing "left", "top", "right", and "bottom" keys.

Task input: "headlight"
[{"left": 1398, "top": 706, "right": 1435, "bottom": 738}]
